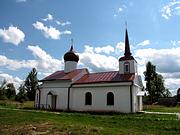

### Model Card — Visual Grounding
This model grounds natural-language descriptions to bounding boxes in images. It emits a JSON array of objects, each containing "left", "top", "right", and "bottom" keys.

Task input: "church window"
[
  {"left": 124, "top": 62, "right": 130, "bottom": 73},
  {"left": 85, "top": 92, "right": 92, "bottom": 105},
  {"left": 107, "top": 92, "right": 114, "bottom": 105}
]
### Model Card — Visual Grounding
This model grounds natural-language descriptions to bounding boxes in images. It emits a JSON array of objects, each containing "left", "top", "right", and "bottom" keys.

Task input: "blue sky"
[{"left": 0, "top": 0, "right": 180, "bottom": 95}]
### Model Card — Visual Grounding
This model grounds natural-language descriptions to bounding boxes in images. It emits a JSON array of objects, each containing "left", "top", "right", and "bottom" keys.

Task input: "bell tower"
[{"left": 119, "top": 28, "right": 137, "bottom": 74}]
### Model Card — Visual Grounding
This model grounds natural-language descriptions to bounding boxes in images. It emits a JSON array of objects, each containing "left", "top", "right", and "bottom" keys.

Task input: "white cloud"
[
  {"left": 134, "top": 47, "right": 180, "bottom": 72},
  {"left": 0, "top": 72, "right": 23, "bottom": 90},
  {"left": 16, "top": 0, "right": 27, "bottom": 2},
  {"left": 114, "top": 14, "right": 118, "bottom": 17},
  {"left": 0, "top": 55, "right": 36, "bottom": 70},
  {"left": 55, "top": 21, "right": 60, "bottom": 25},
  {"left": 0, "top": 46, "right": 64, "bottom": 91},
  {"left": 42, "top": 14, "right": 71, "bottom": 27},
  {"left": 61, "top": 30, "right": 71, "bottom": 35},
  {"left": 0, "top": 26, "right": 25, "bottom": 45},
  {"left": 33, "top": 21, "right": 60, "bottom": 40},
  {"left": 135, "top": 47, "right": 180, "bottom": 95},
  {"left": 165, "top": 78, "right": 180, "bottom": 95},
  {"left": 118, "top": 8, "right": 123, "bottom": 12},
  {"left": 115, "top": 42, "right": 134, "bottom": 55},
  {"left": 33, "top": 21, "right": 71, "bottom": 40},
  {"left": 115, "top": 42, "right": 125, "bottom": 54},
  {"left": 114, "top": 5, "right": 126, "bottom": 17},
  {"left": 171, "top": 40, "right": 180, "bottom": 46},
  {"left": 137, "top": 40, "right": 150, "bottom": 46},
  {"left": 27, "top": 45, "right": 63, "bottom": 72},
  {"left": 161, "top": 72, "right": 180, "bottom": 79},
  {"left": 94, "top": 45, "right": 114, "bottom": 54},
  {"left": 171, "top": 40, "right": 177, "bottom": 46},
  {"left": 42, "top": 14, "right": 53, "bottom": 21},
  {"left": 0, "top": 45, "right": 63, "bottom": 74},
  {"left": 56, "top": 21, "right": 71, "bottom": 26},
  {"left": 79, "top": 45, "right": 118, "bottom": 72},
  {"left": 161, "top": 0, "right": 180, "bottom": 20}
]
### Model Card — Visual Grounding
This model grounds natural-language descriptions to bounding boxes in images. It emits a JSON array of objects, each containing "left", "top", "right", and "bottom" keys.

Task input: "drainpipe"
[
  {"left": 130, "top": 81, "right": 133, "bottom": 113},
  {"left": 35, "top": 85, "right": 41, "bottom": 109},
  {"left": 67, "top": 84, "right": 73, "bottom": 111},
  {"left": 46, "top": 94, "right": 48, "bottom": 109},
  {"left": 38, "top": 88, "right": 41, "bottom": 109},
  {"left": 34, "top": 89, "right": 38, "bottom": 108}
]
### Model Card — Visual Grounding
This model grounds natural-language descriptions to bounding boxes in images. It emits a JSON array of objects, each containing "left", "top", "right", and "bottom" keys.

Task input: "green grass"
[
  {"left": 0, "top": 100, "right": 34, "bottom": 109},
  {"left": 144, "top": 105, "right": 180, "bottom": 113},
  {"left": 0, "top": 108, "right": 180, "bottom": 135}
]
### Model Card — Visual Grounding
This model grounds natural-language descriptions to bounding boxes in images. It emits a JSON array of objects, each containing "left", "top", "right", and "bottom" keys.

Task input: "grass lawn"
[
  {"left": 0, "top": 108, "right": 180, "bottom": 135},
  {"left": 144, "top": 105, "right": 180, "bottom": 113},
  {"left": 0, "top": 100, "right": 34, "bottom": 109}
]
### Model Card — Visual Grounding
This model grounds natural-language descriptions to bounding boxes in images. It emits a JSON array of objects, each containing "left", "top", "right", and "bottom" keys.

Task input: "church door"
[{"left": 51, "top": 95, "right": 57, "bottom": 110}]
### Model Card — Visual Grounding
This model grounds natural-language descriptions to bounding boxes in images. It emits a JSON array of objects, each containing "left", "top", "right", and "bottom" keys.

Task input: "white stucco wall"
[
  {"left": 35, "top": 90, "right": 40, "bottom": 107},
  {"left": 64, "top": 61, "right": 77, "bottom": 73},
  {"left": 132, "top": 85, "right": 143, "bottom": 112},
  {"left": 36, "top": 80, "right": 143, "bottom": 113},
  {"left": 119, "top": 60, "right": 137, "bottom": 74},
  {"left": 70, "top": 83, "right": 132, "bottom": 113},
  {"left": 38, "top": 81, "right": 71, "bottom": 110}
]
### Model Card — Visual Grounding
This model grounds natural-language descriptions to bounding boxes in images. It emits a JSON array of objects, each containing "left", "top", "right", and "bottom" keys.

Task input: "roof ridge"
[
  {"left": 88, "top": 71, "right": 118, "bottom": 75},
  {"left": 53, "top": 68, "right": 88, "bottom": 72}
]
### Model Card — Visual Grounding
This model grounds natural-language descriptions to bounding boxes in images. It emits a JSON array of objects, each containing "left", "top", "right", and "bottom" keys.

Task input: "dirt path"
[{"left": 140, "top": 111, "right": 180, "bottom": 120}]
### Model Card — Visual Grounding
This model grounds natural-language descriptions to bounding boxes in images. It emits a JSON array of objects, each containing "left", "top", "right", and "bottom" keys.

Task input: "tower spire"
[
  {"left": 124, "top": 27, "right": 132, "bottom": 57},
  {"left": 70, "top": 38, "right": 73, "bottom": 51}
]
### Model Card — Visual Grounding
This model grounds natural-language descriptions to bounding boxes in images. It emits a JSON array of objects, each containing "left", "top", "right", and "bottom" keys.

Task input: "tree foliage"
[
  {"left": 24, "top": 68, "right": 38, "bottom": 101},
  {"left": 4, "top": 83, "right": 16, "bottom": 99},
  {"left": 0, "top": 80, "right": 16, "bottom": 100},
  {"left": 0, "top": 80, "right": 7, "bottom": 100},
  {"left": 15, "top": 84, "right": 28, "bottom": 103},
  {"left": 144, "top": 61, "right": 171, "bottom": 104}
]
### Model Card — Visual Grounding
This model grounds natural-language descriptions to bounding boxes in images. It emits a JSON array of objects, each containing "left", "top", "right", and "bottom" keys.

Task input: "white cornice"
[{"left": 72, "top": 82, "right": 132, "bottom": 88}]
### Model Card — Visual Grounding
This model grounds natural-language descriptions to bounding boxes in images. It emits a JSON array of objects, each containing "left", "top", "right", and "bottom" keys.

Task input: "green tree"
[
  {"left": 25, "top": 68, "right": 38, "bottom": 101},
  {"left": 4, "top": 83, "right": 16, "bottom": 100},
  {"left": 144, "top": 61, "right": 171, "bottom": 104},
  {"left": 144, "top": 61, "right": 157, "bottom": 103},
  {"left": 0, "top": 80, "right": 7, "bottom": 100},
  {"left": 15, "top": 84, "right": 28, "bottom": 103},
  {"left": 164, "top": 88, "right": 172, "bottom": 97},
  {"left": 154, "top": 74, "right": 172, "bottom": 99}
]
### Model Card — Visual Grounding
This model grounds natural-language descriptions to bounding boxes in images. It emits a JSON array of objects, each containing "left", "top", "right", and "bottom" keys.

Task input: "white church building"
[{"left": 35, "top": 29, "right": 144, "bottom": 113}]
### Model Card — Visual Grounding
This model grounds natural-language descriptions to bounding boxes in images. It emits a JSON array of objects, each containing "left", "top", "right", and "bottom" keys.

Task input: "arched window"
[
  {"left": 124, "top": 62, "right": 130, "bottom": 73},
  {"left": 85, "top": 92, "right": 92, "bottom": 105},
  {"left": 107, "top": 92, "right": 114, "bottom": 105}
]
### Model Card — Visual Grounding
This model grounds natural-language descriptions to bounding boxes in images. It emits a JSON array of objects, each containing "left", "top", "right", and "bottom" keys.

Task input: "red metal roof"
[
  {"left": 119, "top": 56, "right": 135, "bottom": 61},
  {"left": 74, "top": 71, "right": 135, "bottom": 84},
  {"left": 40, "top": 68, "right": 88, "bottom": 81},
  {"left": 40, "top": 68, "right": 135, "bottom": 84}
]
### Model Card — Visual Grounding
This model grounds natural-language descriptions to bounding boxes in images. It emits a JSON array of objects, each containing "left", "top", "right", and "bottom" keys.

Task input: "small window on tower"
[{"left": 124, "top": 62, "right": 130, "bottom": 73}]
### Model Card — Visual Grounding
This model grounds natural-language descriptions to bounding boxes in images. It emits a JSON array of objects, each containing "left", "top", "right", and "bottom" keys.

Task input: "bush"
[
  {"left": 158, "top": 98, "right": 177, "bottom": 107},
  {"left": 143, "top": 96, "right": 152, "bottom": 105}
]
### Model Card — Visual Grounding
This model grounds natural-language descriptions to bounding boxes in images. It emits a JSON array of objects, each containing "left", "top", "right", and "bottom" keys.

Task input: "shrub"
[{"left": 158, "top": 97, "right": 177, "bottom": 107}]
